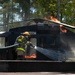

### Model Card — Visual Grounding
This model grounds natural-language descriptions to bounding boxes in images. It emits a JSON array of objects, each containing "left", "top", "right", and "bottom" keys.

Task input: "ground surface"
[{"left": 0, "top": 72, "right": 75, "bottom": 75}]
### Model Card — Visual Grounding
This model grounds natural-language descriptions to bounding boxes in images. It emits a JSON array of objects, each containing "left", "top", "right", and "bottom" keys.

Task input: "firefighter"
[
  {"left": 15, "top": 31, "right": 30, "bottom": 59},
  {"left": 15, "top": 31, "right": 34, "bottom": 59}
]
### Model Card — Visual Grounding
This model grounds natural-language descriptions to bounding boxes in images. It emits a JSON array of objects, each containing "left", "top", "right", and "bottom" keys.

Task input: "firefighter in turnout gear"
[
  {"left": 15, "top": 31, "right": 31, "bottom": 59},
  {"left": 15, "top": 31, "right": 34, "bottom": 59}
]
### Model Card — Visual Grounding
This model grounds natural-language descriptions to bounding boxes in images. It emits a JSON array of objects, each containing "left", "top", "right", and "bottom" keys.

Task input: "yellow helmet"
[{"left": 23, "top": 31, "right": 30, "bottom": 36}]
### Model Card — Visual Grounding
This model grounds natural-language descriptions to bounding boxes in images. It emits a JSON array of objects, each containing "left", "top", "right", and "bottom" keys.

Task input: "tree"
[
  {"left": 32, "top": 0, "right": 58, "bottom": 18},
  {"left": 1, "top": 0, "right": 75, "bottom": 27},
  {"left": 32, "top": 0, "right": 75, "bottom": 26},
  {"left": 61, "top": 0, "right": 75, "bottom": 26},
  {"left": 0, "top": 0, "right": 9, "bottom": 4},
  {"left": 14, "top": 0, "right": 30, "bottom": 20},
  {"left": 1, "top": 0, "right": 23, "bottom": 30}
]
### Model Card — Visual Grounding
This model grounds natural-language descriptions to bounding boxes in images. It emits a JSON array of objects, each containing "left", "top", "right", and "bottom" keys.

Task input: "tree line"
[{"left": 0, "top": 0, "right": 75, "bottom": 30}]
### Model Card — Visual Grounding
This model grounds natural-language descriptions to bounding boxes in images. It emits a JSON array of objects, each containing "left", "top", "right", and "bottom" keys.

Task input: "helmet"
[{"left": 23, "top": 31, "right": 30, "bottom": 36}]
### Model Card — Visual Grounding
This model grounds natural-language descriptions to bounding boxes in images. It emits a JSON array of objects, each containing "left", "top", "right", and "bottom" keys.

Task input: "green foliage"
[
  {"left": 61, "top": 0, "right": 75, "bottom": 26},
  {"left": 33, "top": 0, "right": 58, "bottom": 17},
  {"left": 0, "top": 0, "right": 75, "bottom": 30},
  {"left": 0, "top": 0, "right": 9, "bottom": 3},
  {"left": 13, "top": 0, "right": 30, "bottom": 12},
  {"left": 32, "top": 0, "right": 75, "bottom": 26}
]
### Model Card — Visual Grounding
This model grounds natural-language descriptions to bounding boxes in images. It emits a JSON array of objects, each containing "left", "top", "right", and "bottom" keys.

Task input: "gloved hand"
[{"left": 31, "top": 45, "right": 35, "bottom": 49}]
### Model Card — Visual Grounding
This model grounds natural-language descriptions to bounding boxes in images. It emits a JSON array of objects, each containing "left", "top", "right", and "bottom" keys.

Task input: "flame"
[
  {"left": 25, "top": 54, "right": 36, "bottom": 59},
  {"left": 50, "top": 16, "right": 67, "bottom": 33},
  {"left": 50, "top": 16, "right": 61, "bottom": 23}
]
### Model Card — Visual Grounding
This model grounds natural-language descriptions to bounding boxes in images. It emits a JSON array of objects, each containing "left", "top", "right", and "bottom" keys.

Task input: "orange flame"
[
  {"left": 50, "top": 16, "right": 60, "bottom": 23},
  {"left": 50, "top": 16, "right": 67, "bottom": 33},
  {"left": 25, "top": 54, "right": 36, "bottom": 59}
]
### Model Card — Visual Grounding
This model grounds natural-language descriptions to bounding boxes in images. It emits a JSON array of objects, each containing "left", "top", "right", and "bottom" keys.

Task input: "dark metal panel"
[{"left": 0, "top": 60, "right": 75, "bottom": 72}]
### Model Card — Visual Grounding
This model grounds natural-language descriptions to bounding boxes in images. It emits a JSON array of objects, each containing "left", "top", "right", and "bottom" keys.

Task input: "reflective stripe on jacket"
[{"left": 16, "top": 48, "right": 26, "bottom": 52}]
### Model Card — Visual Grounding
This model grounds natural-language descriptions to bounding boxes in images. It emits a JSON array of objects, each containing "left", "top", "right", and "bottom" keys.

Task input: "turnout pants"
[{"left": 16, "top": 50, "right": 25, "bottom": 60}]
